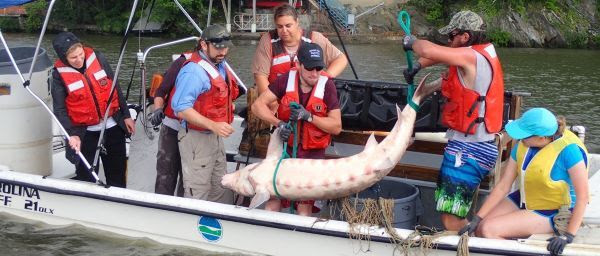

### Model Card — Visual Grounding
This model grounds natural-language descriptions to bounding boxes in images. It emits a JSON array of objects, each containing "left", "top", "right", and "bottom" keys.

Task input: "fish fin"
[
  {"left": 248, "top": 186, "right": 270, "bottom": 209},
  {"left": 412, "top": 72, "right": 435, "bottom": 104},
  {"left": 396, "top": 104, "right": 403, "bottom": 119},
  {"left": 363, "top": 133, "right": 378, "bottom": 152},
  {"left": 266, "top": 129, "right": 283, "bottom": 160}
]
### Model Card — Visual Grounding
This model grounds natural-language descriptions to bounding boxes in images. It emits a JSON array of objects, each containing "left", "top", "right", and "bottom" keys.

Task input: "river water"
[{"left": 1, "top": 32, "right": 599, "bottom": 255}]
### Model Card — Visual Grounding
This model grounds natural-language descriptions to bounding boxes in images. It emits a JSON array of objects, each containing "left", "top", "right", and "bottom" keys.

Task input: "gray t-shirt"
[{"left": 446, "top": 51, "right": 496, "bottom": 142}]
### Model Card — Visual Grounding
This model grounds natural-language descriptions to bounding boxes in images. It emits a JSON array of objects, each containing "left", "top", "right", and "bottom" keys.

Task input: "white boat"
[
  {"left": 2, "top": 45, "right": 600, "bottom": 255},
  {"left": 2, "top": 113, "right": 600, "bottom": 256}
]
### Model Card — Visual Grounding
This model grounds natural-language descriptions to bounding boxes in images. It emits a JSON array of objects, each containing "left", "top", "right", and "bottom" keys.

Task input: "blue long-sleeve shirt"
[{"left": 171, "top": 54, "right": 228, "bottom": 128}]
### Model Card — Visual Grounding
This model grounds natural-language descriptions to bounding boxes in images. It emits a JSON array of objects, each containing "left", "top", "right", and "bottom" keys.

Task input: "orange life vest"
[
  {"left": 164, "top": 51, "right": 201, "bottom": 119},
  {"left": 277, "top": 68, "right": 330, "bottom": 150},
  {"left": 180, "top": 55, "right": 239, "bottom": 131},
  {"left": 441, "top": 43, "right": 504, "bottom": 135},
  {"left": 54, "top": 47, "right": 119, "bottom": 126},
  {"left": 268, "top": 29, "right": 313, "bottom": 83}
]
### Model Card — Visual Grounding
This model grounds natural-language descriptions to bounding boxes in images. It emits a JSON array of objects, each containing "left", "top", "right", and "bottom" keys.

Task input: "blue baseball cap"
[{"left": 505, "top": 108, "right": 558, "bottom": 139}]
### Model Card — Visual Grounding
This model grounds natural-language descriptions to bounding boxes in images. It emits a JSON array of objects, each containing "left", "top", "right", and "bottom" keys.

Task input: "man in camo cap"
[
  {"left": 401, "top": 11, "right": 506, "bottom": 232},
  {"left": 438, "top": 10, "right": 486, "bottom": 35}
]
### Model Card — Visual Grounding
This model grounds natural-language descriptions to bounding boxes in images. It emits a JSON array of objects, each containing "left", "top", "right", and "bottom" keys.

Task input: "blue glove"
[
  {"left": 403, "top": 62, "right": 421, "bottom": 85},
  {"left": 277, "top": 121, "right": 292, "bottom": 141},
  {"left": 458, "top": 215, "right": 482, "bottom": 236},
  {"left": 149, "top": 108, "right": 165, "bottom": 126},
  {"left": 402, "top": 35, "right": 417, "bottom": 51},
  {"left": 290, "top": 105, "right": 312, "bottom": 122},
  {"left": 547, "top": 232, "right": 574, "bottom": 256}
]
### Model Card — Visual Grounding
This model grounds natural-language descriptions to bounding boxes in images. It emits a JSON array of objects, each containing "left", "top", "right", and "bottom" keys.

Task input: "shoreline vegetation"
[{"left": 1, "top": 0, "right": 598, "bottom": 48}]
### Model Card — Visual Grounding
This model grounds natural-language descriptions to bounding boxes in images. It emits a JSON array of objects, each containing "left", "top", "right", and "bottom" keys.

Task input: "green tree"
[
  {"left": 23, "top": 0, "right": 48, "bottom": 32},
  {"left": 152, "top": 0, "right": 213, "bottom": 36}
]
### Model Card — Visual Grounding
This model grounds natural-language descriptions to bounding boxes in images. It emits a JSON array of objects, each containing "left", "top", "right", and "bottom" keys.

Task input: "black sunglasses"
[
  {"left": 305, "top": 66, "right": 323, "bottom": 71},
  {"left": 208, "top": 36, "right": 231, "bottom": 44},
  {"left": 448, "top": 30, "right": 465, "bottom": 40}
]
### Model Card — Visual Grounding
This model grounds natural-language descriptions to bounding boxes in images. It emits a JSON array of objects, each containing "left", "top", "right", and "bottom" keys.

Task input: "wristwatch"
[{"left": 307, "top": 114, "right": 313, "bottom": 123}]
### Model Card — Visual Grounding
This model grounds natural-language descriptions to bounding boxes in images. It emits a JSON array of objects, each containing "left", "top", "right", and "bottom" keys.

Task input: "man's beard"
[{"left": 211, "top": 55, "right": 226, "bottom": 64}]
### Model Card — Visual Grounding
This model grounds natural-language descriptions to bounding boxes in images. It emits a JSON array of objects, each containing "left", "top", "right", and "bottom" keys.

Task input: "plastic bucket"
[{"left": 342, "top": 176, "right": 422, "bottom": 229}]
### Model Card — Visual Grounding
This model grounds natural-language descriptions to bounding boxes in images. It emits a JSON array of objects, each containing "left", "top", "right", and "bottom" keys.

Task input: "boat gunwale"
[{"left": 0, "top": 173, "right": 548, "bottom": 256}]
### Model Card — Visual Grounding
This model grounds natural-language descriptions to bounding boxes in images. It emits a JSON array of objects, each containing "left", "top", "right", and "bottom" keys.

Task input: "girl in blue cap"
[{"left": 459, "top": 108, "right": 589, "bottom": 256}]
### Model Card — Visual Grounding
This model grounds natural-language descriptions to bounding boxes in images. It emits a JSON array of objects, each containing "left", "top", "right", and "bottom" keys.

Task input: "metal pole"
[
  {"left": 173, "top": 0, "right": 203, "bottom": 34},
  {"left": 139, "top": 61, "right": 153, "bottom": 139},
  {"left": 172, "top": 1, "right": 249, "bottom": 91},
  {"left": 91, "top": 0, "right": 140, "bottom": 171},
  {"left": 142, "top": 36, "right": 200, "bottom": 61},
  {"left": 321, "top": 0, "right": 359, "bottom": 79},
  {"left": 0, "top": 30, "right": 101, "bottom": 184},
  {"left": 251, "top": 0, "right": 256, "bottom": 32},
  {"left": 137, "top": 36, "right": 199, "bottom": 140},
  {"left": 227, "top": 0, "right": 232, "bottom": 32},
  {"left": 26, "top": 0, "right": 56, "bottom": 81},
  {"left": 221, "top": 0, "right": 230, "bottom": 32},
  {"left": 224, "top": 62, "right": 247, "bottom": 94},
  {"left": 207, "top": 0, "right": 213, "bottom": 26}
]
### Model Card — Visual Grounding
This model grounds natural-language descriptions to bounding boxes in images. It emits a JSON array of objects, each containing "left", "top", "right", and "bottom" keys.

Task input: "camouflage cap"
[
  {"left": 201, "top": 24, "right": 233, "bottom": 48},
  {"left": 438, "top": 10, "right": 485, "bottom": 35}
]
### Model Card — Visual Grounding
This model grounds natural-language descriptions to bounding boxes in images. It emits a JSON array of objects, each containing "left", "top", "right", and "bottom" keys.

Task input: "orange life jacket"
[
  {"left": 54, "top": 47, "right": 119, "bottom": 126},
  {"left": 268, "top": 29, "right": 313, "bottom": 83},
  {"left": 164, "top": 51, "right": 201, "bottom": 119},
  {"left": 277, "top": 68, "right": 330, "bottom": 150},
  {"left": 179, "top": 55, "right": 239, "bottom": 131},
  {"left": 441, "top": 43, "right": 504, "bottom": 135}
]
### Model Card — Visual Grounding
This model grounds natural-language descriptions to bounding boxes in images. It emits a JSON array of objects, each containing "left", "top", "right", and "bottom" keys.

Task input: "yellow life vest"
[{"left": 516, "top": 130, "right": 588, "bottom": 210}]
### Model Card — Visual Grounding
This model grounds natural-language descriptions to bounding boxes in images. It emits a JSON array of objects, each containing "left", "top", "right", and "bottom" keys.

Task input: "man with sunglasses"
[
  {"left": 402, "top": 10, "right": 505, "bottom": 231},
  {"left": 170, "top": 24, "right": 242, "bottom": 203},
  {"left": 251, "top": 43, "right": 342, "bottom": 216}
]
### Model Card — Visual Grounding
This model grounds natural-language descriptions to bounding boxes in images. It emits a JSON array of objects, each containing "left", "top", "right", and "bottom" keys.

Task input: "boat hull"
[{"left": 2, "top": 169, "right": 594, "bottom": 256}]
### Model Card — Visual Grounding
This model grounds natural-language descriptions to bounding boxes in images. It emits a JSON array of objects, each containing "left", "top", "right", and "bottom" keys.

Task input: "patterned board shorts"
[{"left": 434, "top": 140, "right": 498, "bottom": 218}]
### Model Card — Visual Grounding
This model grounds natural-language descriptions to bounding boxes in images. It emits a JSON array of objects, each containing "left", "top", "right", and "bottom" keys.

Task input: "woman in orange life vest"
[
  {"left": 402, "top": 11, "right": 504, "bottom": 231},
  {"left": 51, "top": 32, "right": 135, "bottom": 188},
  {"left": 459, "top": 108, "right": 589, "bottom": 256},
  {"left": 252, "top": 43, "right": 342, "bottom": 216}
]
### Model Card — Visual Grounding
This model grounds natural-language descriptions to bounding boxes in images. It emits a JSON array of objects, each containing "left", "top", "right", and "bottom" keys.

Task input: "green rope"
[
  {"left": 272, "top": 102, "right": 301, "bottom": 214},
  {"left": 397, "top": 10, "right": 420, "bottom": 112}
]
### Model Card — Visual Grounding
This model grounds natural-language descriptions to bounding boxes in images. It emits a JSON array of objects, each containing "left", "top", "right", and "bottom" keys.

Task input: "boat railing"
[
  {"left": 136, "top": 36, "right": 200, "bottom": 140},
  {"left": 233, "top": 13, "right": 274, "bottom": 31}
]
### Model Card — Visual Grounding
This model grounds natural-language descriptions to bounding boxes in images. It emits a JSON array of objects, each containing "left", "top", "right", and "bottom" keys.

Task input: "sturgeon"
[{"left": 222, "top": 74, "right": 438, "bottom": 208}]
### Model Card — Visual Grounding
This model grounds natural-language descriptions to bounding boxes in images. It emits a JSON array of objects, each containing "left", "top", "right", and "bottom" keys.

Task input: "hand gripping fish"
[{"left": 222, "top": 74, "right": 438, "bottom": 209}]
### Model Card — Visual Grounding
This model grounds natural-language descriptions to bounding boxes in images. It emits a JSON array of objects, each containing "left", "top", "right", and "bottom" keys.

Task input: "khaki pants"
[{"left": 178, "top": 128, "right": 233, "bottom": 204}]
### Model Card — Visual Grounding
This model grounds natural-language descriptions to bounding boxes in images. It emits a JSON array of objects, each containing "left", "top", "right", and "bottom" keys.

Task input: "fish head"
[{"left": 221, "top": 163, "right": 258, "bottom": 196}]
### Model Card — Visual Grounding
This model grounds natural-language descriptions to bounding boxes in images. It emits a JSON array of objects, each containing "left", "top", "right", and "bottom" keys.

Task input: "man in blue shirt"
[{"left": 171, "top": 24, "right": 241, "bottom": 203}]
